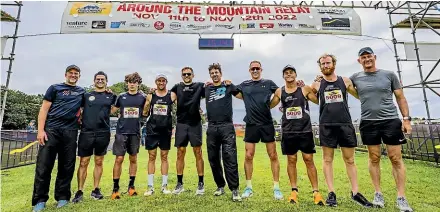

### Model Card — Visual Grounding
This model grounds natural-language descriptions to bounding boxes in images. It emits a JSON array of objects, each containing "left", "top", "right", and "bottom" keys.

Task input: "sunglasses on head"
[
  {"left": 250, "top": 67, "right": 261, "bottom": 71},
  {"left": 182, "top": 73, "right": 192, "bottom": 76}
]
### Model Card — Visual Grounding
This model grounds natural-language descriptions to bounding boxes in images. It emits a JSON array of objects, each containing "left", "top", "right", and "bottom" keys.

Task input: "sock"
[
  {"left": 246, "top": 180, "right": 252, "bottom": 189},
  {"left": 148, "top": 174, "right": 154, "bottom": 187},
  {"left": 292, "top": 188, "right": 299, "bottom": 192},
  {"left": 198, "top": 175, "right": 204, "bottom": 183},
  {"left": 177, "top": 175, "right": 183, "bottom": 184},
  {"left": 113, "top": 179, "right": 120, "bottom": 191},
  {"left": 129, "top": 176, "right": 136, "bottom": 187},
  {"left": 162, "top": 175, "right": 168, "bottom": 186},
  {"left": 274, "top": 182, "right": 280, "bottom": 190}
]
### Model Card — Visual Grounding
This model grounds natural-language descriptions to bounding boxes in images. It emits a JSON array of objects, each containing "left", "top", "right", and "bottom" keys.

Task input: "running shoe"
[
  {"left": 274, "top": 188, "right": 283, "bottom": 200},
  {"left": 172, "top": 182, "right": 185, "bottom": 195},
  {"left": 56, "top": 200, "right": 69, "bottom": 208},
  {"left": 351, "top": 192, "right": 373, "bottom": 208},
  {"left": 144, "top": 185, "right": 154, "bottom": 196},
  {"left": 128, "top": 186, "right": 138, "bottom": 196},
  {"left": 313, "top": 191, "right": 325, "bottom": 206},
  {"left": 214, "top": 187, "right": 225, "bottom": 196},
  {"left": 241, "top": 187, "right": 253, "bottom": 198},
  {"left": 326, "top": 192, "right": 337, "bottom": 207},
  {"left": 72, "top": 190, "right": 83, "bottom": 203},
  {"left": 396, "top": 197, "right": 413, "bottom": 212},
  {"left": 111, "top": 189, "right": 121, "bottom": 200},
  {"left": 195, "top": 182, "right": 205, "bottom": 195},
  {"left": 288, "top": 190, "right": 298, "bottom": 204},
  {"left": 32, "top": 202, "right": 46, "bottom": 212},
  {"left": 232, "top": 190, "right": 242, "bottom": 202},
  {"left": 372, "top": 192, "right": 385, "bottom": 208},
  {"left": 161, "top": 184, "right": 171, "bottom": 194},
  {"left": 91, "top": 188, "right": 104, "bottom": 200}
]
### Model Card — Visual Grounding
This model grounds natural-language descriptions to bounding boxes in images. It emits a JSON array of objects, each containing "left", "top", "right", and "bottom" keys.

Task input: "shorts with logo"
[
  {"left": 175, "top": 122, "right": 202, "bottom": 147},
  {"left": 113, "top": 133, "right": 140, "bottom": 156},
  {"left": 359, "top": 118, "right": 406, "bottom": 145},
  {"left": 244, "top": 124, "right": 275, "bottom": 143},
  {"left": 281, "top": 132, "right": 316, "bottom": 155},
  {"left": 145, "top": 129, "right": 172, "bottom": 150},
  {"left": 78, "top": 131, "right": 111, "bottom": 157},
  {"left": 319, "top": 124, "right": 357, "bottom": 148}
]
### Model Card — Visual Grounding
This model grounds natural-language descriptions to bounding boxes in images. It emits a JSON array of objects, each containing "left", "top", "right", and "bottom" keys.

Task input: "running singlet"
[
  {"left": 43, "top": 83, "right": 85, "bottom": 129},
  {"left": 146, "top": 91, "right": 173, "bottom": 132},
  {"left": 318, "top": 76, "right": 352, "bottom": 125},
  {"left": 280, "top": 86, "right": 312, "bottom": 133},
  {"left": 81, "top": 91, "right": 117, "bottom": 132},
  {"left": 115, "top": 92, "right": 146, "bottom": 134}
]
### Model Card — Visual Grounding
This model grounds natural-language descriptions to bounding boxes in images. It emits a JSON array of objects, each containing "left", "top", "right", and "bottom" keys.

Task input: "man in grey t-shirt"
[{"left": 350, "top": 47, "right": 413, "bottom": 212}]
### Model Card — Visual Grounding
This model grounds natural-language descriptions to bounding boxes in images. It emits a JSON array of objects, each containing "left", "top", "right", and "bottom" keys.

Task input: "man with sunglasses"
[
  {"left": 32, "top": 65, "right": 85, "bottom": 212},
  {"left": 72, "top": 71, "right": 116, "bottom": 203},
  {"left": 170, "top": 67, "right": 206, "bottom": 195},
  {"left": 235, "top": 61, "right": 283, "bottom": 200}
]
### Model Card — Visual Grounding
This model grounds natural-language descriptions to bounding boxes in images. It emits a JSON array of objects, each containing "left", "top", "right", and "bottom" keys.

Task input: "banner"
[{"left": 60, "top": 2, "right": 362, "bottom": 35}]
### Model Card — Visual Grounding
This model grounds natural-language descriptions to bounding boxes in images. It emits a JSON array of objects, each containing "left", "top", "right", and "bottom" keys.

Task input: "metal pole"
[
  {"left": 407, "top": 4, "right": 432, "bottom": 121},
  {"left": 387, "top": 6, "right": 403, "bottom": 84},
  {"left": 0, "top": 2, "right": 22, "bottom": 129}
]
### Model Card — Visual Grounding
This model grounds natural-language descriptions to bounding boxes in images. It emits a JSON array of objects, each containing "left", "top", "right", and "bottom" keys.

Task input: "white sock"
[
  {"left": 148, "top": 174, "right": 154, "bottom": 187},
  {"left": 246, "top": 180, "right": 252, "bottom": 189},
  {"left": 162, "top": 175, "right": 168, "bottom": 186}
]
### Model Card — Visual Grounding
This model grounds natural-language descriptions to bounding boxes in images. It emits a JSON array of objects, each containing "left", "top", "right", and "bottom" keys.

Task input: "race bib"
[
  {"left": 324, "top": 90, "right": 344, "bottom": 103},
  {"left": 123, "top": 107, "right": 139, "bottom": 118},
  {"left": 286, "top": 107, "right": 303, "bottom": 119},
  {"left": 153, "top": 104, "right": 168, "bottom": 116}
]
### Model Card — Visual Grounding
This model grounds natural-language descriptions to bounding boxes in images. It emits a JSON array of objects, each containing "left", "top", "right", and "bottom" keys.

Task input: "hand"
[
  {"left": 296, "top": 80, "right": 305, "bottom": 87},
  {"left": 402, "top": 120, "right": 412, "bottom": 134},
  {"left": 223, "top": 80, "right": 232, "bottom": 85},
  {"left": 314, "top": 75, "right": 324, "bottom": 82},
  {"left": 105, "top": 88, "right": 113, "bottom": 93},
  {"left": 279, "top": 106, "right": 284, "bottom": 113},
  {"left": 37, "top": 130, "right": 48, "bottom": 146},
  {"left": 149, "top": 87, "right": 157, "bottom": 94},
  {"left": 204, "top": 81, "right": 213, "bottom": 87}
]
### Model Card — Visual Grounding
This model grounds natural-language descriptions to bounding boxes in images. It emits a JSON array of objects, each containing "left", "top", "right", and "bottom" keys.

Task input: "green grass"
[{"left": 1, "top": 137, "right": 440, "bottom": 212}]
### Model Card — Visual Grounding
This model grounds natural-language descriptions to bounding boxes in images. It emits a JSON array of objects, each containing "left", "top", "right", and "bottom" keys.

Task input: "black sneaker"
[
  {"left": 352, "top": 192, "right": 373, "bottom": 208},
  {"left": 72, "top": 190, "right": 83, "bottom": 203},
  {"left": 326, "top": 192, "right": 337, "bottom": 207},
  {"left": 91, "top": 188, "right": 104, "bottom": 200}
]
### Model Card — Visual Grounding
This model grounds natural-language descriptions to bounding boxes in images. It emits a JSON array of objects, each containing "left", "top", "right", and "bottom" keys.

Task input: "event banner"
[{"left": 60, "top": 2, "right": 362, "bottom": 35}]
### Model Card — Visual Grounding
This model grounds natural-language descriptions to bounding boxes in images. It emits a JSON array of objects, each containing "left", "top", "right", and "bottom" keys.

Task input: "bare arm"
[
  {"left": 142, "top": 94, "right": 152, "bottom": 117},
  {"left": 37, "top": 100, "right": 51, "bottom": 133},
  {"left": 234, "top": 92, "right": 243, "bottom": 100},
  {"left": 343, "top": 77, "right": 359, "bottom": 99},
  {"left": 303, "top": 85, "right": 319, "bottom": 105},
  {"left": 394, "top": 89, "right": 409, "bottom": 117},
  {"left": 310, "top": 81, "right": 320, "bottom": 95},
  {"left": 270, "top": 88, "right": 281, "bottom": 109},
  {"left": 171, "top": 92, "right": 177, "bottom": 103},
  {"left": 111, "top": 106, "right": 119, "bottom": 114}
]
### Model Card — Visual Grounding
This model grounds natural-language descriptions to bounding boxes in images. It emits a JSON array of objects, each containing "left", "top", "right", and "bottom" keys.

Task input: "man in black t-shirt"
[
  {"left": 205, "top": 63, "right": 242, "bottom": 202},
  {"left": 170, "top": 67, "right": 206, "bottom": 195},
  {"left": 72, "top": 71, "right": 116, "bottom": 203},
  {"left": 110, "top": 72, "right": 147, "bottom": 200}
]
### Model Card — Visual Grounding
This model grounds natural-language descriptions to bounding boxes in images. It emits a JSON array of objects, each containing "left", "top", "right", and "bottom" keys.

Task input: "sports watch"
[{"left": 403, "top": 116, "right": 412, "bottom": 121}]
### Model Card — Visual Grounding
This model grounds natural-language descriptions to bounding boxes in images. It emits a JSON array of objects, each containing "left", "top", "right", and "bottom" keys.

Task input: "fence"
[{"left": 1, "top": 130, "right": 39, "bottom": 170}]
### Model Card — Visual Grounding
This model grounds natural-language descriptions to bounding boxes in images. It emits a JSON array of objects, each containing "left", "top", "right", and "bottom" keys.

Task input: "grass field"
[{"left": 1, "top": 137, "right": 440, "bottom": 212}]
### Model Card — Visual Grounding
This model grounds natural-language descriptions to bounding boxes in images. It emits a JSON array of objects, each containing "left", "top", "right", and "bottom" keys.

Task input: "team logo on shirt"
[
  {"left": 153, "top": 104, "right": 167, "bottom": 115},
  {"left": 89, "top": 96, "right": 95, "bottom": 101},
  {"left": 123, "top": 107, "right": 139, "bottom": 118},
  {"left": 286, "top": 106, "right": 303, "bottom": 119},
  {"left": 183, "top": 86, "right": 194, "bottom": 92},
  {"left": 62, "top": 90, "right": 70, "bottom": 96},
  {"left": 324, "top": 90, "right": 343, "bottom": 103},
  {"left": 208, "top": 87, "right": 226, "bottom": 102}
]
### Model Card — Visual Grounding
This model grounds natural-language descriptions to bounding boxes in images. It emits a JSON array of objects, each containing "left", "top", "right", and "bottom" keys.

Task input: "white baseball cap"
[{"left": 155, "top": 74, "right": 167, "bottom": 81}]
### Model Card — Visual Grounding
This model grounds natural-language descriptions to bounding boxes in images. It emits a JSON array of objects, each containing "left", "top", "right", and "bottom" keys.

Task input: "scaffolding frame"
[{"left": 0, "top": 1, "right": 23, "bottom": 129}]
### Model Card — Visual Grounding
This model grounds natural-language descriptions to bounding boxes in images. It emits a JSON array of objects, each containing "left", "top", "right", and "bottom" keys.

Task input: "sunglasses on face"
[
  {"left": 95, "top": 79, "right": 106, "bottom": 82},
  {"left": 250, "top": 67, "right": 261, "bottom": 71},
  {"left": 182, "top": 73, "right": 192, "bottom": 77}
]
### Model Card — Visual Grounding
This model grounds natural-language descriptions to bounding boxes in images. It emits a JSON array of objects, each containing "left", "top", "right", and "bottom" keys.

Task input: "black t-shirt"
[
  {"left": 205, "top": 84, "right": 240, "bottom": 124},
  {"left": 115, "top": 92, "right": 147, "bottom": 134},
  {"left": 237, "top": 79, "right": 278, "bottom": 125},
  {"left": 171, "top": 82, "right": 205, "bottom": 125},
  {"left": 81, "top": 91, "right": 117, "bottom": 132},
  {"left": 43, "top": 83, "right": 85, "bottom": 129}
]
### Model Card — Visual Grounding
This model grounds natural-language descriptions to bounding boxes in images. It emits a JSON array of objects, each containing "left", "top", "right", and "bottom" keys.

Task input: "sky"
[{"left": 1, "top": 1, "right": 439, "bottom": 124}]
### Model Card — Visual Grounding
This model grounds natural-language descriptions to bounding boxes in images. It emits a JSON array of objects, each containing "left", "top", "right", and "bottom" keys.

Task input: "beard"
[{"left": 321, "top": 67, "right": 335, "bottom": 76}]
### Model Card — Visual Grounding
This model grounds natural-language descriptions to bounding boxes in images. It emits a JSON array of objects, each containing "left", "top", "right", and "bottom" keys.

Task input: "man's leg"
[
  {"left": 77, "top": 157, "right": 91, "bottom": 191},
  {"left": 221, "top": 125, "right": 239, "bottom": 192},
  {"left": 265, "top": 142, "right": 280, "bottom": 183},
  {"left": 340, "top": 147, "right": 359, "bottom": 194},
  {"left": 128, "top": 154, "right": 138, "bottom": 194},
  {"left": 322, "top": 147, "right": 335, "bottom": 192},
  {"left": 207, "top": 127, "right": 226, "bottom": 191},
  {"left": 160, "top": 150, "right": 170, "bottom": 190},
  {"left": 287, "top": 154, "right": 298, "bottom": 189},
  {"left": 111, "top": 134, "right": 127, "bottom": 199},
  {"left": 176, "top": 147, "right": 186, "bottom": 177},
  {"left": 367, "top": 145, "right": 382, "bottom": 193},
  {"left": 148, "top": 149, "right": 157, "bottom": 184},
  {"left": 386, "top": 145, "right": 406, "bottom": 197},
  {"left": 93, "top": 156, "right": 104, "bottom": 189},
  {"left": 244, "top": 142, "right": 256, "bottom": 183},
  {"left": 112, "top": 156, "right": 125, "bottom": 193},
  {"left": 302, "top": 153, "right": 319, "bottom": 191}
]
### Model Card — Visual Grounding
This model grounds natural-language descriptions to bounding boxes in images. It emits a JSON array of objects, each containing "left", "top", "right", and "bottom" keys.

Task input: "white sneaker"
[
  {"left": 172, "top": 183, "right": 185, "bottom": 195},
  {"left": 195, "top": 182, "right": 205, "bottom": 195},
  {"left": 397, "top": 197, "right": 413, "bottom": 212},
  {"left": 161, "top": 185, "right": 171, "bottom": 194},
  {"left": 143, "top": 186, "right": 154, "bottom": 196},
  {"left": 372, "top": 192, "right": 385, "bottom": 208}
]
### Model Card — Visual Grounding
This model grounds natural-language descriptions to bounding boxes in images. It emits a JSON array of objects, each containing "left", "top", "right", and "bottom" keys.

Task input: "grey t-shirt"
[{"left": 350, "top": 69, "right": 401, "bottom": 120}]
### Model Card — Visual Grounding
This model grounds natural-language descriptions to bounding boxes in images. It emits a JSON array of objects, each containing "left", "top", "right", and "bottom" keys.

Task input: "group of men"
[{"left": 31, "top": 46, "right": 413, "bottom": 212}]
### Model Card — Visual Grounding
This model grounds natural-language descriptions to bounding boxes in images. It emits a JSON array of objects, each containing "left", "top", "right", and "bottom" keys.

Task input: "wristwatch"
[{"left": 403, "top": 116, "right": 412, "bottom": 121}]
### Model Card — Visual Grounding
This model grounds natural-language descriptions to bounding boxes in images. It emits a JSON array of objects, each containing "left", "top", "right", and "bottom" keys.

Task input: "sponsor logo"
[
  {"left": 69, "top": 3, "right": 112, "bottom": 15},
  {"left": 111, "top": 21, "right": 126, "bottom": 28},
  {"left": 186, "top": 24, "right": 212, "bottom": 30},
  {"left": 130, "top": 22, "right": 150, "bottom": 28},
  {"left": 239, "top": 23, "right": 256, "bottom": 29},
  {"left": 298, "top": 23, "right": 315, "bottom": 29},
  {"left": 317, "top": 8, "right": 347, "bottom": 14},
  {"left": 215, "top": 24, "right": 235, "bottom": 29},
  {"left": 66, "top": 21, "right": 87, "bottom": 28},
  {"left": 92, "top": 21, "right": 106, "bottom": 29},
  {"left": 169, "top": 22, "right": 182, "bottom": 30},
  {"left": 154, "top": 21, "right": 165, "bottom": 30},
  {"left": 62, "top": 90, "right": 70, "bottom": 96},
  {"left": 89, "top": 96, "right": 95, "bottom": 101},
  {"left": 278, "top": 23, "right": 294, "bottom": 28},
  {"left": 321, "top": 18, "right": 350, "bottom": 28},
  {"left": 259, "top": 23, "right": 275, "bottom": 29}
]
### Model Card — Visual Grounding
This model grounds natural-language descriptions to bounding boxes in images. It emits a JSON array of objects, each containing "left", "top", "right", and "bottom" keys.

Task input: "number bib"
[
  {"left": 153, "top": 104, "right": 168, "bottom": 116},
  {"left": 324, "top": 90, "right": 344, "bottom": 103},
  {"left": 286, "top": 107, "right": 303, "bottom": 119},
  {"left": 123, "top": 107, "right": 139, "bottom": 118}
]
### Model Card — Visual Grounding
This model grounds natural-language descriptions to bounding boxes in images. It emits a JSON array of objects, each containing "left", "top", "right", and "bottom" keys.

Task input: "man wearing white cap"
[{"left": 142, "top": 74, "right": 176, "bottom": 196}]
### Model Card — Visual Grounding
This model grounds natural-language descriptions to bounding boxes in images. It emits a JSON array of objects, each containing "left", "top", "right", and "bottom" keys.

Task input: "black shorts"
[
  {"left": 319, "top": 125, "right": 357, "bottom": 148},
  {"left": 360, "top": 119, "right": 406, "bottom": 146},
  {"left": 244, "top": 124, "right": 275, "bottom": 143},
  {"left": 281, "top": 132, "right": 316, "bottom": 155},
  {"left": 174, "top": 122, "right": 202, "bottom": 148},
  {"left": 145, "top": 130, "right": 172, "bottom": 150},
  {"left": 112, "top": 134, "right": 140, "bottom": 156},
  {"left": 78, "top": 131, "right": 111, "bottom": 157}
]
